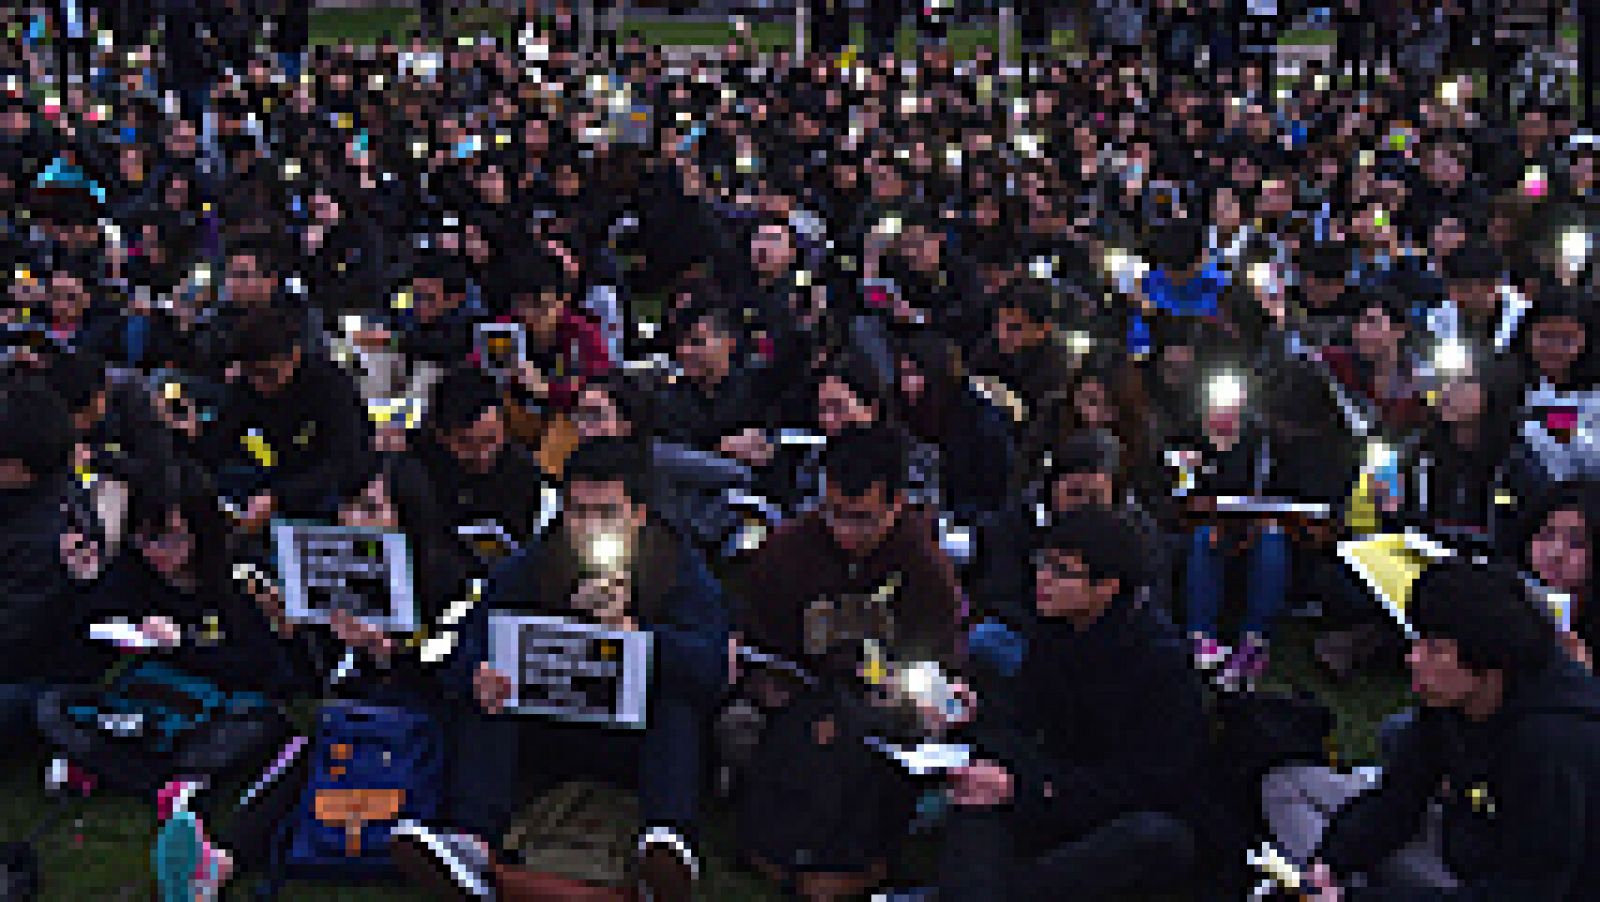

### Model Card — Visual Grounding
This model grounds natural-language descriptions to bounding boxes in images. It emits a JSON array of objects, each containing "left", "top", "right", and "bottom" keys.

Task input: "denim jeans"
[
  {"left": 940, "top": 809, "right": 1197, "bottom": 901},
  {"left": 450, "top": 696, "right": 705, "bottom": 843},
  {"left": 1185, "top": 526, "right": 1290, "bottom": 639}
]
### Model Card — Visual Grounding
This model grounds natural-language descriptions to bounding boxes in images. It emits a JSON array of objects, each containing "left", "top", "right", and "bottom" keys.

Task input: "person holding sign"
[
  {"left": 940, "top": 509, "right": 1207, "bottom": 901},
  {"left": 438, "top": 437, "right": 730, "bottom": 902},
  {"left": 1260, "top": 559, "right": 1600, "bottom": 899},
  {"left": 320, "top": 453, "right": 476, "bottom": 707}
]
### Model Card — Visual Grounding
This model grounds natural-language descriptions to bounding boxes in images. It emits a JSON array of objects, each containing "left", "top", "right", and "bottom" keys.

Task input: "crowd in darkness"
[{"left": 3, "top": 2, "right": 1599, "bottom": 900}]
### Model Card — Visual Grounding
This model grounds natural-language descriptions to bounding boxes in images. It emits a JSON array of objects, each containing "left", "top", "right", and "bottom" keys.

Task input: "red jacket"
[
  {"left": 470, "top": 310, "right": 612, "bottom": 412},
  {"left": 1321, "top": 346, "right": 1427, "bottom": 435}
]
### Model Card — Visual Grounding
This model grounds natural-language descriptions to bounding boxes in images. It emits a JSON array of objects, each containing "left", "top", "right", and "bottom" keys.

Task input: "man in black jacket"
[
  {"left": 1263, "top": 559, "right": 1600, "bottom": 899},
  {"left": 940, "top": 509, "right": 1205, "bottom": 900},
  {"left": 0, "top": 381, "right": 101, "bottom": 743},
  {"left": 414, "top": 366, "right": 552, "bottom": 567},
  {"left": 191, "top": 307, "right": 373, "bottom": 531}
]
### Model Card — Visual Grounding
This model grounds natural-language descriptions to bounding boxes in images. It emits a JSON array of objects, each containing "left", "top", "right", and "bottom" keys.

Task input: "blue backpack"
[{"left": 282, "top": 702, "right": 443, "bottom": 880}]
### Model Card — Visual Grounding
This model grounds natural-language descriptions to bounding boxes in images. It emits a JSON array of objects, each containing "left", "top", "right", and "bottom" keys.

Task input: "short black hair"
[
  {"left": 45, "top": 348, "right": 108, "bottom": 414},
  {"left": 822, "top": 424, "right": 906, "bottom": 499},
  {"left": 1444, "top": 241, "right": 1504, "bottom": 282},
  {"left": 1036, "top": 507, "right": 1146, "bottom": 591},
  {"left": 561, "top": 435, "right": 649, "bottom": 504},
  {"left": 429, "top": 365, "right": 502, "bottom": 435},
  {"left": 1411, "top": 558, "right": 1557, "bottom": 680},
  {"left": 229, "top": 307, "right": 304, "bottom": 362},
  {"left": 998, "top": 280, "right": 1057, "bottom": 327},
  {"left": 1046, "top": 429, "right": 1120, "bottom": 478},
  {"left": 0, "top": 381, "right": 74, "bottom": 479}
]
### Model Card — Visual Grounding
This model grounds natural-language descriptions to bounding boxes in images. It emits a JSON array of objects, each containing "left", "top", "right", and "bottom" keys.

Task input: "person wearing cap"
[
  {"left": 1262, "top": 558, "right": 1600, "bottom": 899},
  {"left": 188, "top": 306, "right": 374, "bottom": 532},
  {"left": 939, "top": 509, "right": 1206, "bottom": 901},
  {"left": 413, "top": 366, "right": 553, "bottom": 568}
]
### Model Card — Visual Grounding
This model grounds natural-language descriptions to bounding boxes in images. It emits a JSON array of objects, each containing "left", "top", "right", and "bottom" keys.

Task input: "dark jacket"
[
  {"left": 736, "top": 505, "right": 963, "bottom": 676},
  {"left": 82, "top": 554, "right": 301, "bottom": 695},
  {"left": 198, "top": 355, "right": 374, "bottom": 517},
  {"left": 0, "top": 478, "right": 109, "bottom": 684},
  {"left": 975, "top": 595, "right": 1211, "bottom": 842},
  {"left": 458, "top": 520, "right": 731, "bottom": 709},
  {"left": 1321, "top": 660, "right": 1600, "bottom": 901},
  {"left": 414, "top": 435, "right": 550, "bottom": 556}
]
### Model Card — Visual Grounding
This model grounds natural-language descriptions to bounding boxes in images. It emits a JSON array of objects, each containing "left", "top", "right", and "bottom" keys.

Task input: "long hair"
[{"left": 126, "top": 460, "right": 231, "bottom": 598}]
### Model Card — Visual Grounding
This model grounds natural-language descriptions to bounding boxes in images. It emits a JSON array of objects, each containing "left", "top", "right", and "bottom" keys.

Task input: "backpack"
[
  {"left": 501, "top": 781, "right": 642, "bottom": 892},
  {"left": 37, "top": 660, "right": 286, "bottom": 795},
  {"left": 282, "top": 701, "right": 444, "bottom": 880}
]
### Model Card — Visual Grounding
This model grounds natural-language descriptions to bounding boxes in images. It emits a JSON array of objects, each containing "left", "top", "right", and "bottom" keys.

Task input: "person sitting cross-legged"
[{"left": 940, "top": 507, "right": 1206, "bottom": 901}]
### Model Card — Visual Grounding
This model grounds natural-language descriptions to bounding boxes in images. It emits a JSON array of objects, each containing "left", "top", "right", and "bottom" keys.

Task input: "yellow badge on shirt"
[{"left": 242, "top": 429, "right": 277, "bottom": 469}]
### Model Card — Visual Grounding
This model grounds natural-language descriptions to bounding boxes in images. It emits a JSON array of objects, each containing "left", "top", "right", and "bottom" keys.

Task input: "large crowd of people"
[{"left": 3, "top": 2, "right": 1599, "bottom": 900}]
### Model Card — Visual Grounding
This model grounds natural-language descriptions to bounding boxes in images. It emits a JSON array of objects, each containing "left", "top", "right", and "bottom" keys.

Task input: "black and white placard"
[
  {"left": 272, "top": 523, "right": 418, "bottom": 633},
  {"left": 489, "top": 614, "right": 652, "bottom": 729}
]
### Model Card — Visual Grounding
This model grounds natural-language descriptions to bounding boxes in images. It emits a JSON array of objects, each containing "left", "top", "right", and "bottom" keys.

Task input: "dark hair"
[
  {"left": 1046, "top": 429, "right": 1120, "bottom": 478},
  {"left": 0, "top": 381, "right": 74, "bottom": 479},
  {"left": 1444, "top": 241, "right": 1504, "bottom": 281},
  {"left": 562, "top": 436, "right": 650, "bottom": 504},
  {"left": 345, "top": 452, "right": 467, "bottom": 613},
  {"left": 1036, "top": 507, "right": 1146, "bottom": 592},
  {"left": 822, "top": 425, "right": 906, "bottom": 499},
  {"left": 818, "top": 349, "right": 896, "bottom": 424},
  {"left": 998, "top": 280, "right": 1057, "bottom": 326},
  {"left": 45, "top": 348, "right": 108, "bottom": 414},
  {"left": 581, "top": 375, "right": 653, "bottom": 437},
  {"left": 1516, "top": 481, "right": 1599, "bottom": 586},
  {"left": 429, "top": 365, "right": 502, "bottom": 435},
  {"left": 1411, "top": 559, "right": 1557, "bottom": 680},
  {"left": 229, "top": 307, "right": 303, "bottom": 362},
  {"left": 126, "top": 460, "right": 230, "bottom": 596}
]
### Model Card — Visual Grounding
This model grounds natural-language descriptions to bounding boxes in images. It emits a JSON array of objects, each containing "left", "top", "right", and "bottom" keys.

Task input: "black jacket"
[
  {"left": 413, "top": 435, "right": 550, "bottom": 556},
  {"left": 82, "top": 554, "right": 302, "bottom": 695},
  {"left": 974, "top": 595, "right": 1210, "bottom": 842},
  {"left": 198, "top": 355, "right": 374, "bottom": 517},
  {"left": 1321, "top": 660, "right": 1600, "bottom": 901},
  {"left": 0, "top": 477, "right": 120, "bottom": 684}
]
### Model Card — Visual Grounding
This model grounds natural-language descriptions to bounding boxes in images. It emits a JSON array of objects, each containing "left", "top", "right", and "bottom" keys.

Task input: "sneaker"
[
  {"left": 1190, "top": 633, "right": 1231, "bottom": 671},
  {"left": 390, "top": 820, "right": 496, "bottom": 901},
  {"left": 1219, "top": 636, "right": 1271, "bottom": 692},
  {"left": 636, "top": 826, "right": 697, "bottom": 902}
]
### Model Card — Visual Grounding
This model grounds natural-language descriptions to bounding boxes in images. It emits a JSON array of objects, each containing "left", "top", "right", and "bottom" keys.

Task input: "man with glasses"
[
  {"left": 732, "top": 424, "right": 963, "bottom": 900},
  {"left": 940, "top": 508, "right": 1207, "bottom": 901},
  {"left": 189, "top": 307, "right": 373, "bottom": 533}
]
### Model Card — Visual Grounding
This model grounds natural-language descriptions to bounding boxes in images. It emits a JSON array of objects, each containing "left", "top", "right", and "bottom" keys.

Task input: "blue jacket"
[{"left": 454, "top": 522, "right": 731, "bottom": 709}]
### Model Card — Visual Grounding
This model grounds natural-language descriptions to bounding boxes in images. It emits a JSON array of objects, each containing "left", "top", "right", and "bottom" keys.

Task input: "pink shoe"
[
  {"left": 1190, "top": 634, "right": 1230, "bottom": 671},
  {"left": 1219, "top": 636, "right": 1270, "bottom": 692}
]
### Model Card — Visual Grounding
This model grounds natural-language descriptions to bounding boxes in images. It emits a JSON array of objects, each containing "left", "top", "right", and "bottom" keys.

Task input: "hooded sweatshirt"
[{"left": 1321, "top": 659, "right": 1600, "bottom": 901}]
